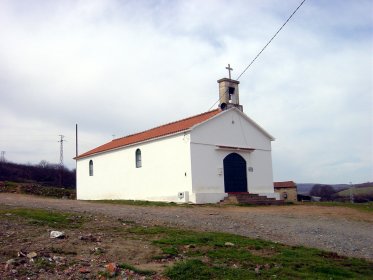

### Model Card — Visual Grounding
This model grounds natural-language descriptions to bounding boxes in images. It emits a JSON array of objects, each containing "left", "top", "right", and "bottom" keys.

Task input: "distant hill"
[
  {"left": 0, "top": 161, "right": 75, "bottom": 188},
  {"left": 296, "top": 182, "right": 373, "bottom": 195},
  {"left": 297, "top": 183, "right": 349, "bottom": 195}
]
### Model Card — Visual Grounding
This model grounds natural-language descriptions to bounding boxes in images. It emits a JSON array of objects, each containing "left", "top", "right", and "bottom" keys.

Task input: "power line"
[
  {"left": 236, "top": 0, "right": 306, "bottom": 81},
  {"left": 208, "top": 0, "right": 306, "bottom": 111}
]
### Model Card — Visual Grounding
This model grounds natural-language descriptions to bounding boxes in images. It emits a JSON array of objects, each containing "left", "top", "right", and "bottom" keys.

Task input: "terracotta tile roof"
[
  {"left": 76, "top": 109, "right": 221, "bottom": 159},
  {"left": 274, "top": 181, "right": 297, "bottom": 188}
]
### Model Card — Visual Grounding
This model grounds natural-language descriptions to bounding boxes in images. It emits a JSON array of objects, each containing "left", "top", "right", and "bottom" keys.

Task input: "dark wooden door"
[{"left": 223, "top": 153, "right": 247, "bottom": 192}]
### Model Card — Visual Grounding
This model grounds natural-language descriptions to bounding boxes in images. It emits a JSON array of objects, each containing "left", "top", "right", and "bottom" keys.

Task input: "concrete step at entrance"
[{"left": 220, "top": 192, "right": 284, "bottom": 205}]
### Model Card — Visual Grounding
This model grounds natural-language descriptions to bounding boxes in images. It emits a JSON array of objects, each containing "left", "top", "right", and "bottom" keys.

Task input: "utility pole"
[
  {"left": 0, "top": 151, "right": 5, "bottom": 162},
  {"left": 75, "top": 124, "right": 78, "bottom": 158},
  {"left": 58, "top": 135, "right": 65, "bottom": 187}
]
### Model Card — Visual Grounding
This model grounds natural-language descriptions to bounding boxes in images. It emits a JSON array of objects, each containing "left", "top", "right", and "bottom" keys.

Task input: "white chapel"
[{"left": 76, "top": 72, "right": 278, "bottom": 204}]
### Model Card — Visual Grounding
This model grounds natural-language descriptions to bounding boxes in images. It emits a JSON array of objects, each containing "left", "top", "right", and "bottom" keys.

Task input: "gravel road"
[{"left": 1, "top": 193, "right": 372, "bottom": 261}]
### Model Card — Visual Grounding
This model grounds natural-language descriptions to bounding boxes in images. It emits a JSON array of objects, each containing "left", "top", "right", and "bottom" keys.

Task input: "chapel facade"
[{"left": 76, "top": 71, "right": 277, "bottom": 203}]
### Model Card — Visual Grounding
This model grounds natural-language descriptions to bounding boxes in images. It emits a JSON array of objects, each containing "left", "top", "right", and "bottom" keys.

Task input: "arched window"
[
  {"left": 89, "top": 160, "right": 93, "bottom": 176},
  {"left": 135, "top": 149, "right": 142, "bottom": 168}
]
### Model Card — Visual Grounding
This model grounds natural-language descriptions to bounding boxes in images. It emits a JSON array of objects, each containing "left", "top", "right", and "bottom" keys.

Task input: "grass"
[
  {"left": 91, "top": 199, "right": 191, "bottom": 207},
  {"left": 1, "top": 206, "right": 373, "bottom": 279},
  {"left": 337, "top": 186, "right": 373, "bottom": 197},
  {"left": 309, "top": 201, "right": 373, "bottom": 213},
  {"left": 119, "top": 263, "right": 155, "bottom": 276},
  {"left": 128, "top": 225, "right": 373, "bottom": 280},
  {"left": 0, "top": 208, "right": 85, "bottom": 228}
]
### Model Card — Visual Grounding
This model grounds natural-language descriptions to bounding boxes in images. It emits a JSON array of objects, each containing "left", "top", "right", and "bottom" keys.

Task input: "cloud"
[{"left": 0, "top": 0, "right": 372, "bottom": 183}]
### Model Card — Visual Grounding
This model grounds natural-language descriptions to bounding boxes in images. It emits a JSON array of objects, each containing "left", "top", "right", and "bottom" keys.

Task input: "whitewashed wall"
[
  {"left": 189, "top": 109, "right": 274, "bottom": 203},
  {"left": 77, "top": 133, "right": 192, "bottom": 202},
  {"left": 77, "top": 108, "right": 276, "bottom": 204}
]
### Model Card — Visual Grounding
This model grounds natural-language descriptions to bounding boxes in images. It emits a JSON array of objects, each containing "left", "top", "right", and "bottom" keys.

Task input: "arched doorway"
[{"left": 223, "top": 153, "right": 247, "bottom": 192}]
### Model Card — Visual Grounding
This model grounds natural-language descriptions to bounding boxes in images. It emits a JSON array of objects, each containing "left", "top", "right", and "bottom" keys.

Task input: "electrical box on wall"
[{"left": 177, "top": 191, "right": 189, "bottom": 203}]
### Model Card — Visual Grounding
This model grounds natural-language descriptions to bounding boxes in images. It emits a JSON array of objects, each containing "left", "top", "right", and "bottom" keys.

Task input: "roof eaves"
[{"left": 75, "top": 128, "right": 191, "bottom": 160}]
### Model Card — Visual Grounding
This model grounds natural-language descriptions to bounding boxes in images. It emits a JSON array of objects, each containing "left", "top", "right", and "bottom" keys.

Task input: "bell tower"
[{"left": 217, "top": 64, "right": 243, "bottom": 111}]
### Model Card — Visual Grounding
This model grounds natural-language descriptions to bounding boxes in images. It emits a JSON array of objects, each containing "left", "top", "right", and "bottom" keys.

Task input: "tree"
[
  {"left": 310, "top": 184, "right": 336, "bottom": 201},
  {"left": 38, "top": 160, "right": 50, "bottom": 168}
]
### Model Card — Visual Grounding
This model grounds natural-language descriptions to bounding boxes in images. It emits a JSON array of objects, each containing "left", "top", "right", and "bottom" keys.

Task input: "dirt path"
[{"left": 1, "top": 193, "right": 372, "bottom": 261}]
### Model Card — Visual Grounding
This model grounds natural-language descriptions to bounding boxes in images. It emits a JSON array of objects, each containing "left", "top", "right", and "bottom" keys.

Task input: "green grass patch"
[
  {"left": 127, "top": 225, "right": 373, "bottom": 279},
  {"left": 0, "top": 208, "right": 85, "bottom": 228},
  {"left": 309, "top": 201, "right": 373, "bottom": 212},
  {"left": 90, "top": 199, "right": 192, "bottom": 207},
  {"left": 337, "top": 186, "right": 373, "bottom": 197},
  {"left": 119, "top": 263, "right": 155, "bottom": 276},
  {"left": 165, "top": 258, "right": 262, "bottom": 280}
]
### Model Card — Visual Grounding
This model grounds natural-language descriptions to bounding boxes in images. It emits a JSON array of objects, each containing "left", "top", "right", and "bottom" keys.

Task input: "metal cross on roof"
[{"left": 225, "top": 64, "right": 233, "bottom": 79}]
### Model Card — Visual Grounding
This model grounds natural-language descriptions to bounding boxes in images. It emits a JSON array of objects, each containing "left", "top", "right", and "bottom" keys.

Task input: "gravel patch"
[{"left": 1, "top": 193, "right": 372, "bottom": 261}]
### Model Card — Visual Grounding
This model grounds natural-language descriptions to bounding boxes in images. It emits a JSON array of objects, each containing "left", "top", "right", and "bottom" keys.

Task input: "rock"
[
  {"left": 17, "top": 251, "right": 27, "bottom": 257},
  {"left": 27, "top": 252, "right": 38, "bottom": 259},
  {"left": 79, "top": 234, "right": 98, "bottom": 242},
  {"left": 79, "top": 267, "right": 91, "bottom": 274},
  {"left": 50, "top": 231, "right": 65, "bottom": 239},
  {"left": 225, "top": 242, "right": 235, "bottom": 247},
  {"left": 105, "top": 262, "right": 118, "bottom": 277},
  {"left": 93, "top": 247, "right": 105, "bottom": 254},
  {"left": 52, "top": 256, "right": 66, "bottom": 264},
  {"left": 5, "top": 259, "right": 16, "bottom": 271}
]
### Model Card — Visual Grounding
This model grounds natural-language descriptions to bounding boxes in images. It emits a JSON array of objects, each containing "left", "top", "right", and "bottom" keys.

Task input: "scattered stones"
[
  {"left": 92, "top": 247, "right": 105, "bottom": 254},
  {"left": 27, "top": 252, "right": 38, "bottom": 259},
  {"left": 50, "top": 231, "right": 65, "bottom": 239},
  {"left": 79, "top": 233, "right": 99, "bottom": 242},
  {"left": 52, "top": 255, "right": 66, "bottom": 265},
  {"left": 184, "top": 244, "right": 196, "bottom": 249},
  {"left": 17, "top": 250, "right": 27, "bottom": 257},
  {"left": 5, "top": 259, "right": 16, "bottom": 271},
  {"left": 79, "top": 267, "right": 91, "bottom": 274},
  {"left": 105, "top": 262, "right": 119, "bottom": 277}
]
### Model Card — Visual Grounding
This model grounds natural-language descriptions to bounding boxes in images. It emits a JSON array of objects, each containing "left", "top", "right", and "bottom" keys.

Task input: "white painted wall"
[
  {"left": 77, "top": 133, "right": 192, "bottom": 202},
  {"left": 189, "top": 109, "right": 274, "bottom": 203},
  {"left": 77, "top": 108, "right": 275, "bottom": 204}
]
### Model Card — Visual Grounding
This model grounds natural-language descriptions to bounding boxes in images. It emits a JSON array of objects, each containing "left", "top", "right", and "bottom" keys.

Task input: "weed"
[
  {"left": 50, "top": 246, "right": 77, "bottom": 255},
  {"left": 0, "top": 208, "right": 85, "bottom": 228},
  {"left": 309, "top": 201, "right": 373, "bottom": 212},
  {"left": 34, "top": 257, "right": 55, "bottom": 271},
  {"left": 119, "top": 263, "right": 155, "bottom": 276},
  {"left": 129, "top": 225, "right": 373, "bottom": 279}
]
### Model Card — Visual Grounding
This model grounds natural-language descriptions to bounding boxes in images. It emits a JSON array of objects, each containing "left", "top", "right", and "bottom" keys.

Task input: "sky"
[{"left": 0, "top": 0, "right": 372, "bottom": 184}]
